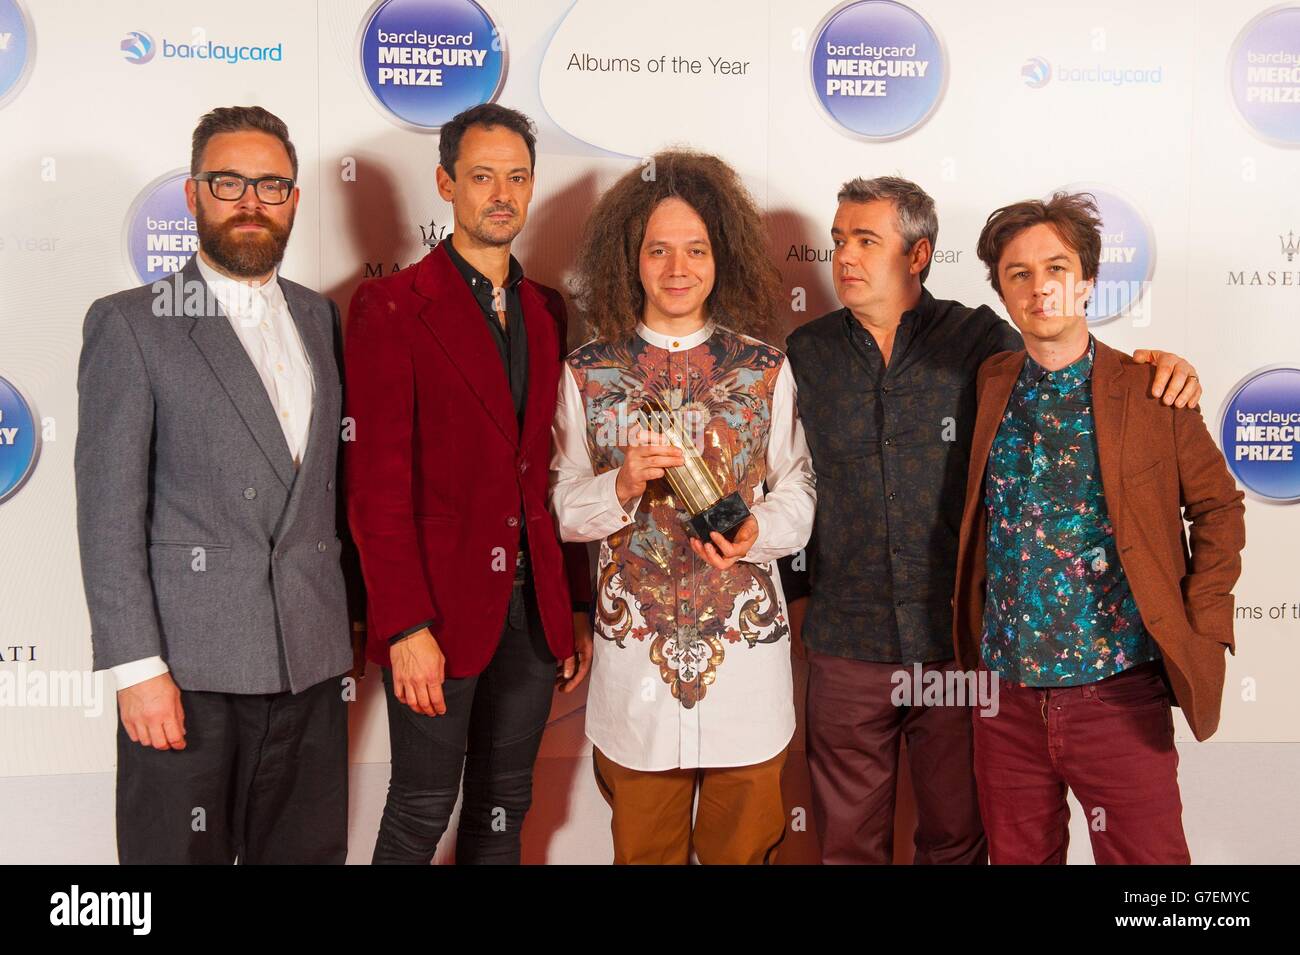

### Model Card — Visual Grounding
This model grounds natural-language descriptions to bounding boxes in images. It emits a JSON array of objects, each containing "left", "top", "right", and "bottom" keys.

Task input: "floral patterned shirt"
[
  {"left": 550, "top": 321, "right": 816, "bottom": 770},
  {"left": 982, "top": 337, "right": 1159, "bottom": 687}
]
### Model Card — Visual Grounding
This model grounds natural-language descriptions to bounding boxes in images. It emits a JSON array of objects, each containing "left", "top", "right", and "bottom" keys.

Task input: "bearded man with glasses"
[{"left": 74, "top": 106, "right": 362, "bottom": 864}]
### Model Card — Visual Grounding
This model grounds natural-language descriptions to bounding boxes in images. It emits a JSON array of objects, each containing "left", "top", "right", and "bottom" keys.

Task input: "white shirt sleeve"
[
  {"left": 743, "top": 358, "right": 817, "bottom": 565},
  {"left": 111, "top": 656, "right": 170, "bottom": 691},
  {"left": 549, "top": 364, "right": 642, "bottom": 542}
]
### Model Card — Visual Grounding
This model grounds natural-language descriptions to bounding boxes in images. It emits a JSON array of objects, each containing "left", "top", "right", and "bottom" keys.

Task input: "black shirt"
[
  {"left": 784, "top": 288, "right": 1023, "bottom": 664},
  {"left": 442, "top": 234, "right": 528, "bottom": 426}
]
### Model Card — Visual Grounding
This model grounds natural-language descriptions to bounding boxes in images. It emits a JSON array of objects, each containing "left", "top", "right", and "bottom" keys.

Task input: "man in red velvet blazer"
[{"left": 344, "top": 104, "right": 591, "bottom": 865}]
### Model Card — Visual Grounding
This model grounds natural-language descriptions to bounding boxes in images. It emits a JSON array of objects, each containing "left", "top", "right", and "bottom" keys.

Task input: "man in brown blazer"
[{"left": 953, "top": 192, "right": 1246, "bottom": 864}]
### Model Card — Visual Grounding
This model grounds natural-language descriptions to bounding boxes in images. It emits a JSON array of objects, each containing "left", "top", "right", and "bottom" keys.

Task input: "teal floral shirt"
[{"left": 981, "top": 337, "right": 1158, "bottom": 686}]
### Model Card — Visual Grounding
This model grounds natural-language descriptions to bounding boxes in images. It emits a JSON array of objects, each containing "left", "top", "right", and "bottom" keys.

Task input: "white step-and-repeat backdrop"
[{"left": 1, "top": 0, "right": 1297, "bottom": 862}]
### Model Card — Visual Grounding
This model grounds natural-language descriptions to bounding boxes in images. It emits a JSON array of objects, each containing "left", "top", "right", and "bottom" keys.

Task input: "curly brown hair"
[{"left": 569, "top": 149, "right": 781, "bottom": 343}]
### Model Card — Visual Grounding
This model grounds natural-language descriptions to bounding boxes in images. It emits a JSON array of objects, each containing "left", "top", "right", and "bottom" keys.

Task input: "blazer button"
[
  {"left": 507, "top": 516, "right": 519, "bottom": 527},
  {"left": 317, "top": 540, "right": 327, "bottom": 552},
  {"left": 243, "top": 487, "right": 257, "bottom": 500},
  {"left": 326, "top": 479, "right": 334, "bottom": 491}
]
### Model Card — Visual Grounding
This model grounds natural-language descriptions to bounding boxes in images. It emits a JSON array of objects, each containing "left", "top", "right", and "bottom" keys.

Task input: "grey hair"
[{"left": 836, "top": 176, "right": 938, "bottom": 283}]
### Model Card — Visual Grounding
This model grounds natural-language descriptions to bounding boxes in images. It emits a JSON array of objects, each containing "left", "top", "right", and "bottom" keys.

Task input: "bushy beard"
[{"left": 196, "top": 204, "right": 294, "bottom": 278}]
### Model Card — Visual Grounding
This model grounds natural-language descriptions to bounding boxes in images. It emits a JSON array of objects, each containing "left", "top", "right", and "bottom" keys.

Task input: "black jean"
[
  {"left": 372, "top": 579, "right": 557, "bottom": 864},
  {"left": 116, "top": 673, "right": 349, "bottom": 864}
]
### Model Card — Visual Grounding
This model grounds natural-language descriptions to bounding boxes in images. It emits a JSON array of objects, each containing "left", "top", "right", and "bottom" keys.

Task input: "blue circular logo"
[
  {"left": 0, "top": 0, "right": 35, "bottom": 110},
  {"left": 1220, "top": 366, "right": 1300, "bottom": 504},
  {"left": 0, "top": 374, "right": 40, "bottom": 505},
  {"left": 1228, "top": 5, "right": 1300, "bottom": 147},
  {"left": 358, "top": 0, "right": 507, "bottom": 131},
  {"left": 120, "top": 30, "right": 155, "bottom": 65},
  {"left": 810, "top": 0, "right": 947, "bottom": 141},
  {"left": 1055, "top": 183, "right": 1156, "bottom": 325},
  {"left": 124, "top": 169, "right": 196, "bottom": 285}
]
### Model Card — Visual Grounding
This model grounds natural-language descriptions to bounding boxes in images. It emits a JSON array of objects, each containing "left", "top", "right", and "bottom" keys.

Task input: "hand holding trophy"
[{"left": 636, "top": 396, "right": 754, "bottom": 551}]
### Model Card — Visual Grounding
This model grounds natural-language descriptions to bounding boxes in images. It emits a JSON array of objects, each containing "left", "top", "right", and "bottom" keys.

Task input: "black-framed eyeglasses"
[{"left": 193, "top": 172, "right": 296, "bottom": 205}]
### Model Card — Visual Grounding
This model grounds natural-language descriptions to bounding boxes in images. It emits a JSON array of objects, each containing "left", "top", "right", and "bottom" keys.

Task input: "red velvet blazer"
[{"left": 343, "top": 243, "right": 579, "bottom": 675}]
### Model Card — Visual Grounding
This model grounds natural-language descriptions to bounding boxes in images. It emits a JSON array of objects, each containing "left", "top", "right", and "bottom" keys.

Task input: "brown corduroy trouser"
[{"left": 592, "top": 746, "right": 788, "bottom": 864}]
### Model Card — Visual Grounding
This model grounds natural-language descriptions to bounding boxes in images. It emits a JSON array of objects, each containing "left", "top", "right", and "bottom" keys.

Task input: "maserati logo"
[
  {"left": 1021, "top": 56, "right": 1051, "bottom": 89},
  {"left": 419, "top": 216, "right": 447, "bottom": 248},
  {"left": 1224, "top": 226, "right": 1300, "bottom": 287}
]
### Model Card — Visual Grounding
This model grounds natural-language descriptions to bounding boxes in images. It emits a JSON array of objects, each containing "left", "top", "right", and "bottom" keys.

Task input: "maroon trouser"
[
  {"left": 973, "top": 661, "right": 1191, "bottom": 864},
  {"left": 805, "top": 652, "right": 987, "bottom": 864}
]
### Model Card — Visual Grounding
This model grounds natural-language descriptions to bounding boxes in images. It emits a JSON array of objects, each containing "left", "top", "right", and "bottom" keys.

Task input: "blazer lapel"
[
  {"left": 964, "top": 353, "right": 1025, "bottom": 525},
  {"left": 280, "top": 279, "right": 335, "bottom": 480},
  {"left": 185, "top": 259, "right": 296, "bottom": 489},
  {"left": 412, "top": 245, "right": 519, "bottom": 446},
  {"left": 518, "top": 280, "right": 557, "bottom": 455},
  {"left": 1090, "top": 338, "right": 1128, "bottom": 500}
]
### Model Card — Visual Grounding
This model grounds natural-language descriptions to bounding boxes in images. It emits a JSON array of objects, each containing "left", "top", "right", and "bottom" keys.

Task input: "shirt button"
[
  {"left": 519, "top": 460, "right": 528, "bottom": 473},
  {"left": 620, "top": 514, "right": 629, "bottom": 523},
  {"left": 507, "top": 516, "right": 519, "bottom": 527},
  {"left": 888, "top": 491, "right": 897, "bottom": 501},
  {"left": 243, "top": 487, "right": 257, "bottom": 500},
  {"left": 261, "top": 321, "right": 270, "bottom": 331},
  {"left": 281, "top": 410, "right": 289, "bottom": 419},
  {"left": 883, "top": 437, "right": 892, "bottom": 446},
  {"left": 317, "top": 541, "right": 327, "bottom": 552},
  {"left": 672, "top": 340, "right": 680, "bottom": 348},
  {"left": 326, "top": 479, "right": 334, "bottom": 492}
]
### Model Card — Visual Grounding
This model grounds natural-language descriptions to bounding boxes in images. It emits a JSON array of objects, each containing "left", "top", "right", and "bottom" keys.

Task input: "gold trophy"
[{"left": 637, "top": 396, "right": 751, "bottom": 542}]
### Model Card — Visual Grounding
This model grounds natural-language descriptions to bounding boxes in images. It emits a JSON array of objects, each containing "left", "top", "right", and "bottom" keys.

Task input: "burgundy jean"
[
  {"left": 973, "top": 660, "right": 1191, "bottom": 864},
  {"left": 805, "top": 652, "right": 987, "bottom": 864}
]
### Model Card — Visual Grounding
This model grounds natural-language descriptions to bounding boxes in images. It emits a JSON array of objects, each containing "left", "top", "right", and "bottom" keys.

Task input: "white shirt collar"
[
  {"left": 635, "top": 320, "right": 715, "bottom": 352},
  {"left": 195, "top": 252, "right": 282, "bottom": 320}
]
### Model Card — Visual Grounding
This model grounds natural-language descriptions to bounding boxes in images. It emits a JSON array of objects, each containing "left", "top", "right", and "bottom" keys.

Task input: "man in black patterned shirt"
[{"left": 784, "top": 176, "right": 1201, "bottom": 864}]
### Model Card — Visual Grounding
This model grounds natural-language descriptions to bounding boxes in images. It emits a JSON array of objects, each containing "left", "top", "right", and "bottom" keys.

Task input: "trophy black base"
[{"left": 686, "top": 491, "right": 751, "bottom": 542}]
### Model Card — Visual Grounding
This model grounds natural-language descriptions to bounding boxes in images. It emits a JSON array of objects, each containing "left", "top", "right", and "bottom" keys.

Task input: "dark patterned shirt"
[
  {"left": 785, "top": 289, "right": 1023, "bottom": 663},
  {"left": 982, "top": 337, "right": 1159, "bottom": 686}
]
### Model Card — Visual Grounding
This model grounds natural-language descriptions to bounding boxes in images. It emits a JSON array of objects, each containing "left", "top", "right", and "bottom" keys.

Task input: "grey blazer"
[{"left": 75, "top": 257, "right": 355, "bottom": 694}]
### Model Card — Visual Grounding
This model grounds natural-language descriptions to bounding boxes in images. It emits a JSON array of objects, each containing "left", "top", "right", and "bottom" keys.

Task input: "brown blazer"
[{"left": 953, "top": 338, "right": 1246, "bottom": 741}]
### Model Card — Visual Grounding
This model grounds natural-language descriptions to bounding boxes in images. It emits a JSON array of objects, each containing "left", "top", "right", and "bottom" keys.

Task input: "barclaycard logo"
[
  {"left": 118, "top": 28, "right": 282, "bottom": 65},
  {"left": 120, "top": 30, "right": 154, "bottom": 65},
  {"left": 1021, "top": 56, "right": 1051, "bottom": 88}
]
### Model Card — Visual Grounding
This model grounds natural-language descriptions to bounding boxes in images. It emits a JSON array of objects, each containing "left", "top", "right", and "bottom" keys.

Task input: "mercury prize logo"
[
  {"left": 1054, "top": 183, "right": 1156, "bottom": 325},
  {"left": 1228, "top": 5, "right": 1300, "bottom": 146},
  {"left": 358, "top": 0, "right": 507, "bottom": 131},
  {"left": 809, "top": 0, "right": 947, "bottom": 141},
  {"left": 0, "top": 374, "right": 40, "bottom": 505},
  {"left": 124, "top": 170, "right": 196, "bottom": 284},
  {"left": 0, "top": 0, "right": 35, "bottom": 109},
  {"left": 1220, "top": 367, "right": 1300, "bottom": 503}
]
